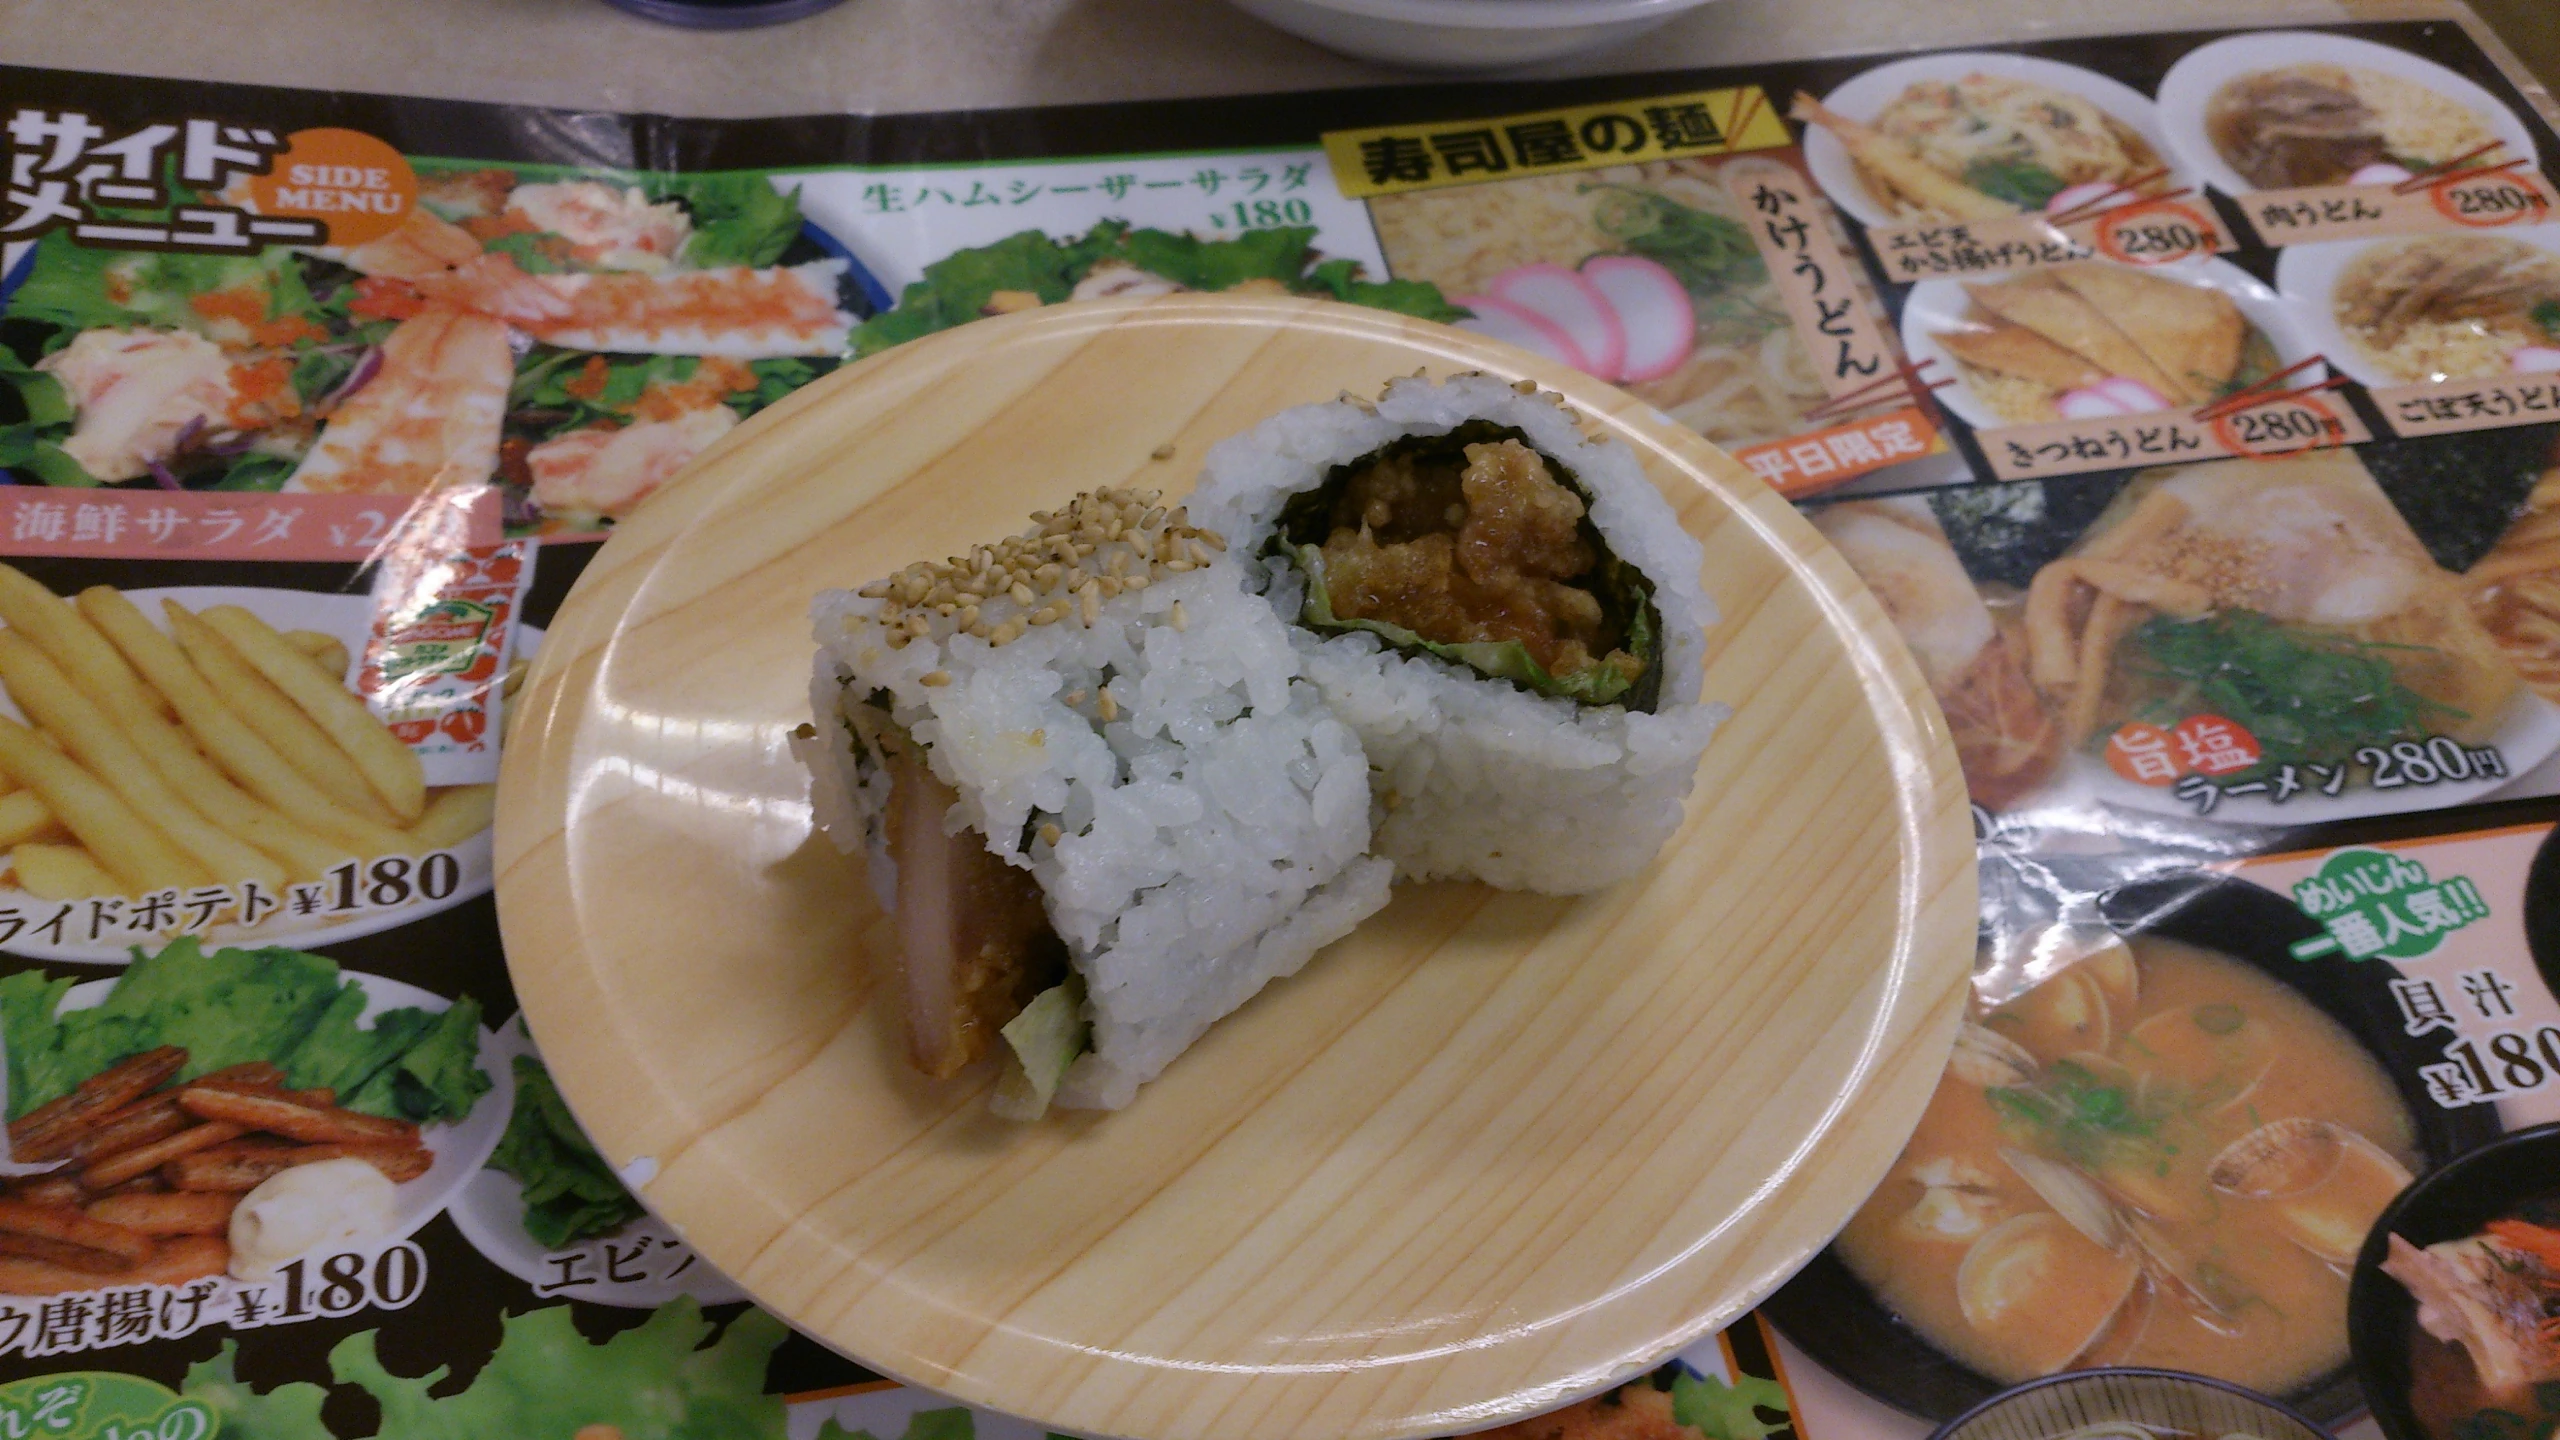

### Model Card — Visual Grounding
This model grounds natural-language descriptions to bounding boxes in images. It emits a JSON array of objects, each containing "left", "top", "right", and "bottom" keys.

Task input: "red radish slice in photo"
[
  {"left": 1451, "top": 295, "right": 1588, "bottom": 370},
  {"left": 2055, "top": 375, "right": 2175, "bottom": 419},
  {"left": 1580, "top": 256, "right": 1697, "bottom": 384},
  {"left": 2044, "top": 181, "right": 2120, "bottom": 215},
  {"left": 1488, "top": 263, "right": 1625, "bottom": 380}
]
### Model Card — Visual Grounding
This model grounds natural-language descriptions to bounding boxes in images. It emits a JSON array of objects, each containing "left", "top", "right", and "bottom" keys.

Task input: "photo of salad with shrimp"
[{"left": 0, "top": 161, "right": 865, "bottom": 536}]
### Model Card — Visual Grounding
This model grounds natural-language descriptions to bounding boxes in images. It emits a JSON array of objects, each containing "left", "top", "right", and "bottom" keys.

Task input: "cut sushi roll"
[
  {"left": 1189, "top": 374, "right": 1724, "bottom": 893},
  {"left": 793, "top": 488, "right": 1392, "bottom": 1117}
]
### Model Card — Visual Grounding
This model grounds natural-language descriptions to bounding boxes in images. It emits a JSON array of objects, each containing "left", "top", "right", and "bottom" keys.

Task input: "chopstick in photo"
[
  {"left": 1800, "top": 356, "right": 1944, "bottom": 425},
  {"left": 2394, "top": 156, "right": 2533, "bottom": 196},
  {"left": 2195, "top": 373, "right": 2349, "bottom": 423},
  {"left": 2190, "top": 354, "right": 2328, "bottom": 421},
  {"left": 1722, "top": 87, "right": 1768, "bottom": 149},
  {"left": 2043, "top": 168, "right": 2173, "bottom": 227},
  {"left": 2390, "top": 139, "right": 2512, "bottom": 192}
]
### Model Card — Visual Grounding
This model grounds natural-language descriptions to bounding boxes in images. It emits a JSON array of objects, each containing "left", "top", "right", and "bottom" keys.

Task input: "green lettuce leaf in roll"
[{"left": 1268, "top": 420, "right": 1665, "bottom": 712}]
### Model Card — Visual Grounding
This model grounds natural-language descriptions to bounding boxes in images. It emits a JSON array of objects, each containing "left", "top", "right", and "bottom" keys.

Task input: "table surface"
[
  {"left": 0, "top": 4, "right": 2548, "bottom": 1440},
  {"left": 1, "top": 0, "right": 2549, "bottom": 123}
]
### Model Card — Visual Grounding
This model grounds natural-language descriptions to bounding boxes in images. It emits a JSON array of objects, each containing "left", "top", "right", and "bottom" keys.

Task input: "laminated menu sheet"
[{"left": 1, "top": 12, "right": 2559, "bottom": 1440}]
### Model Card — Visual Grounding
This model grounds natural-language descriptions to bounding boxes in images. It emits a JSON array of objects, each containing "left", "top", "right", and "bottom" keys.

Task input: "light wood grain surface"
[{"left": 493, "top": 294, "right": 1977, "bottom": 1440}]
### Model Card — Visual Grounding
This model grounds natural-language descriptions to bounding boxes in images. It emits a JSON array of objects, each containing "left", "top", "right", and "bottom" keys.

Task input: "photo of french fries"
[
  {"left": 0, "top": 1045, "right": 432, "bottom": 1295},
  {"left": 0, "top": 564, "right": 497, "bottom": 947}
]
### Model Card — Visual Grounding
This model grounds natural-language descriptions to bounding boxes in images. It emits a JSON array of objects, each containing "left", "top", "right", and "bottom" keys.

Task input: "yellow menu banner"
[{"left": 1323, "top": 87, "right": 1790, "bottom": 199}]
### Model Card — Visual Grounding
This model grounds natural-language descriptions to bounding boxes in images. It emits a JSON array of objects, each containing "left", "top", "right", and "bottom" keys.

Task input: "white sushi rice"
[
  {"left": 795, "top": 496, "right": 1391, "bottom": 1110},
  {"left": 1189, "top": 373, "right": 1725, "bottom": 893}
]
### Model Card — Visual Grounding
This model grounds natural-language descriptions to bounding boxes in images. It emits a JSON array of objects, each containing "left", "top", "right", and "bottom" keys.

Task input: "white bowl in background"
[
  {"left": 1223, "top": 0, "right": 1726, "bottom": 70},
  {"left": 2156, "top": 30, "right": 2539, "bottom": 200},
  {"left": 2274, "top": 221, "right": 2560, "bottom": 388},
  {"left": 1801, "top": 51, "right": 2187, "bottom": 228},
  {"left": 1900, "top": 254, "right": 2322, "bottom": 434}
]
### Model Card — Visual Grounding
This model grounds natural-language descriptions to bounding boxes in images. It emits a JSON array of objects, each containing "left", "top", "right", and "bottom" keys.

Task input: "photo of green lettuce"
[
  {"left": 489, "top": 1053, "right": 647, "bottom": 1248},
  {"left": 1671, "top": 1368, "right": 1791, "bottom": 1440},
  {"left": 0, "top": 937, "right": 489, "bottom": 1125},
  {"left": 850, "top": 220, "right": 1466, "bottom": 357},
  {"left": 183, "top": 1298, "right": 789, "bottom": 1440}
]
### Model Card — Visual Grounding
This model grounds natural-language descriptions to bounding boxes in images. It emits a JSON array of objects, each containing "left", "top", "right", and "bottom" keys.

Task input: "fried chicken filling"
[
  {"left": 1317, "top": 438, "right": 1644, "bottom": 683},
  {"left": 877, "top": 727, "right": 1067, "bottom": 1080}
]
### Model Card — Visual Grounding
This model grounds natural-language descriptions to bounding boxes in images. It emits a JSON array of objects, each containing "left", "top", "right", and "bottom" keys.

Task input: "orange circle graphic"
[
  {"left": 239, "top": 128, "right": 419, "bottom": 247},
  {"left": 2430, "top": 171, "right": 2552, "bottom": 229},
  {"left": 2209, "top": 393, "right": 2346, "bottom": 461},
  {"left": 2092, "top": 199, "right": 2220, "bottom": 265}
]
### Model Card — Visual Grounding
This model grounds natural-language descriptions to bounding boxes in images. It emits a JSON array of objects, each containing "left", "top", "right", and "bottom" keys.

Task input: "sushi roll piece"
[
  {"left": 794, "top": 487, "right": 1392, "bottom": 1117},
  {"left": 1189, "top": 373, "right": 1724, "bottom": 893}
]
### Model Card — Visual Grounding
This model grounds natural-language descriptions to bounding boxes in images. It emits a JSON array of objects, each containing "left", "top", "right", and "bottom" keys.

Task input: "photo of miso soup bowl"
[
  {"left": 2155, "top": 30, "right": 2539, "bottom": 200},
  {"left": 1930, "top": 1368, "right": 2332, "bottom": 1440},
  {"left": 1761, "top": 872, "right": 2503, "bottom": 1423},
  {"left": 2348, "top": 1123, "right": 2560, "bottom": 1440},
  {"left": 0, "top": 571, "right": 505, "bottom": 964},
  {"left": 1897, "top": 257, "right": 2322, "bottom": 435},
  {"left": 1794, "top": 52, "right": 2195, "bottom": 230},
  {"left": 2275, "top": 224, "right": 2560, "bottom": 391}
]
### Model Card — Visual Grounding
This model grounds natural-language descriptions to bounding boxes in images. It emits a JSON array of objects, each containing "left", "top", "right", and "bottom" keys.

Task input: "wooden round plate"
[{"left": 495, "top": 293, "right": 1975, "bottom": 1440}]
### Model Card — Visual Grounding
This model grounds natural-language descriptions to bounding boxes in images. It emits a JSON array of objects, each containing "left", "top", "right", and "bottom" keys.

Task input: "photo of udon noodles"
[
  {"left": 1817, "top": 448, "right": 2560, "bottom": 812},
  {"left": 1366, "top": 160, "right": 1851, "bottom": 450},
  {"left": 1792, "top": 74, "right": 2168, "bottom": 222},
  {"left": 1835, "top": 936, "right": 2420, "bottom": 1394},
  {"left": 2332, "top": 235, "right": 2560, "bottom": 385},
  {"left": 2206, "top": 64, "right": 2500, "bottom": 190},
  {"left": 1934, "top": 262, "right": 2280, "bottom": 424}
]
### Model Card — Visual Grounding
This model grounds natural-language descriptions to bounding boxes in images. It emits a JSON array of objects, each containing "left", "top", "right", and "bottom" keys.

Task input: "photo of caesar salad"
[{"left": 846, "top": 218, "right": 1466, "bottom": 357}]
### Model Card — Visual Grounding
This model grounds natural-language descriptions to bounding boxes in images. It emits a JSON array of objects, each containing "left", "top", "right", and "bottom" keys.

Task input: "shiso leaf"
[
  {"left": 1291, "top": 544, "right": 1649, "bottom": 707},
  {"left": 990, "top": 975, "right": 1089, "bottom": 1122}
]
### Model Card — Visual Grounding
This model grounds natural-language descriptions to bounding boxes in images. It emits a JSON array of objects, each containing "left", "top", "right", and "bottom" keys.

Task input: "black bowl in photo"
[
  {"left": 2520, "top": 825, "right": 2560, "bottom": 1008},
  {"left": 2348, "top": 1122, "right": 2560, "bottom": 1440},
  {"left": 1761, "top": 871, "right": 2506, "bottom": 1424},
  {"left": 599, "top": 0, "right": 847, "bottom": 28}
]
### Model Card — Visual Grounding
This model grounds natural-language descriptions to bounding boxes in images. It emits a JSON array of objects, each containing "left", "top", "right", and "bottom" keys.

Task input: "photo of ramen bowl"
[
  {"left": 2348, "top": 1123, "right": 2560, "bottom": 1440},
  {"left": 1763, "top": 873, "right": 2503, "bottom": 1423},
  {"left": 1930, "top": 1367, "right": 2333, "bottom": 1440},
  {"left": 2021, "top": 449, "right": 2560, "bottom": 827}
]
